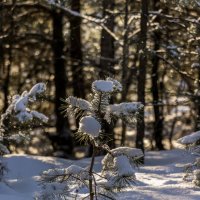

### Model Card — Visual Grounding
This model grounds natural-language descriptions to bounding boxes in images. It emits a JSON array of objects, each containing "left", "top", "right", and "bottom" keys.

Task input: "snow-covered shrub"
[
  {"left": 38, "top": 78, "right": 144, "bottom": 200},
  {"left": 178, "top": 131, "right": 200, "bottom": 186},
  {"left": 0, "top": 83, "right": 48, "bottom": 180}
]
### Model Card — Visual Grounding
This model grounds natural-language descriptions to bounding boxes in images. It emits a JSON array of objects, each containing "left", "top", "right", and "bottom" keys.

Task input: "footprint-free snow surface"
[{"left": 1, "top": 149, "right": 200, "bottom": 199}]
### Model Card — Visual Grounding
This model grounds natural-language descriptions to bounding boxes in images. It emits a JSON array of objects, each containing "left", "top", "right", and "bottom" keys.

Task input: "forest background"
[{"left": 0, "top": 0, "right": 199, "bottom": 158}]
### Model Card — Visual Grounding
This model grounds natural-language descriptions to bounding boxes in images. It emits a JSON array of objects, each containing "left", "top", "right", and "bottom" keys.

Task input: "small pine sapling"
[
  {"left": 177, "top": 131, "right": 200, "bottom": 186},
  {"left": 38, "top": 78, "right": 144, "bottom": 200},
  {"left": 0, "top": 83, "right": 48, "bottom": 180}
]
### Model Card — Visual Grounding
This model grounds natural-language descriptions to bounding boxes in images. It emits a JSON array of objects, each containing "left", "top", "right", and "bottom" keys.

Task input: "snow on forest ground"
[{"left": 1, "top": 149, "right": 200, "bottom": 200}]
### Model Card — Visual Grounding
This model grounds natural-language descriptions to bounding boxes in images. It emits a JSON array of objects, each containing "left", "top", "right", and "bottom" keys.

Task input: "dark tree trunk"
[
  {"left": 70, "top": 0, "right": 85, "bottom": 98},
  {"left": 136, "top": 0, "right": 148, "bottom": 151},
  {"left": 2, "top": 1, "right": 14, "bottom": 112},
  {"left": 0, "top": 3, "right": 4, "bottom": 95},
  {"left": 52, "top": 11, "right": 67, "bottom": 133},
  {"left": 52, "top": 10, "right": 73, "bottom": 156},
  {"left": 195, "top": 67, "right": 200, "bottom": 131},
  {"left": 0, "top": 3, "right": 3, "bottom": 75},
  {"left": 121, "top": 0, "right": 129, "bottom": 146},
  {"left": 151, "top": 0, "right": 164, "bottom": 150},
  {"left": 99, "top": 0, "right": 115, "bottom": 149},
  {"left": 99, "top": 0, "right": 115, "bottom": 78}
]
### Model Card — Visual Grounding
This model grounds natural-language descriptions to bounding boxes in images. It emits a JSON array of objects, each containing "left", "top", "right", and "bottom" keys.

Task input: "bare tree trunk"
[
  {"left": 0, "top": 2, "right": 4, "bottom": 95},
  {"left": 99, "top": 0, "right": 115, "bottom": 78},
  {"left": 53, "top": 11, "right": 67, "bottom": 133},
  {"left": 195, "top": 67, "right": 200, "bottom": 131},
  {"left": 136, "top": 0, "right": 148, "bottom": 151},
  {"left": 2, "top": 1, "right": 15, "bottom": 112},
  {"left": 70, "top": 0, "right": 85, "bottom": 98},
  {"left": 99, "top": 0, "right": 115, "bottom": 149},
  {"left": 121, "top": 0, "right": 129, "bottom": 146},
  {"left": 52, "top": 10, "right": 73, "bottom": 156},
  {"left": 151, "top": 0, "right": 164, "bottom": 150}
]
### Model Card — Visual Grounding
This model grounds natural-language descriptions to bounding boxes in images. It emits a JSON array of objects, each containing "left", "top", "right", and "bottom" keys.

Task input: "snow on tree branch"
[
  {"left": 177, "top": 131, "right": 200, "bottom": 145},
  {"left": 92, "top": 80, "right": 115, "bottom": 93},
  {"left": 0, "top": 83, "right": 48, "bottom": 182},
  {"left": 102, "top": 147, "right": 143, "bottom": 175},
  {"left": 64, "top": 96, "right": 93, "bottom": 116},
  {"left": 0, "top": 83, "right": 48, "bottom": 155},
  {"left": 79, "top": 116, "right": 101, "bottom": 137},
  {"left": 105, "top": 102, "right": 144, "bottom": 124},
  {"left": 114, "top": 155, "right": 135, "bottom": 177}
]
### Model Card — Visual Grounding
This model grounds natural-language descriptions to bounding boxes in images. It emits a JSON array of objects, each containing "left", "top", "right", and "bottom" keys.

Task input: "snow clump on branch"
[
  {"left": 177, "top": 131, "right": 200, "bottom": 145},
  {"left": 92, "top": 78, "right": 122, "bottom": 93},
  {"left": 79, "top": 116, "right": 101, "bottom": 137}
]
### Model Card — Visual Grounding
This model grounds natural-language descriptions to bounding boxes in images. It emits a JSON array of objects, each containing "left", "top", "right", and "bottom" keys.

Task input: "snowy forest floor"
[{"left": 1, "top": 149, "right": 200, "bottom": 200}]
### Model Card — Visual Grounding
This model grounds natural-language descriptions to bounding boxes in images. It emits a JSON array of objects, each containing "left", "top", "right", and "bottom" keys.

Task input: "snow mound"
[{"left": 0, "top": 150, "right": 200, "bottom": 200}]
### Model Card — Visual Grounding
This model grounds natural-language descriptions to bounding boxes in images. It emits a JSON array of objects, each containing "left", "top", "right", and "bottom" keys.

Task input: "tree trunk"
[
  {"left": 2, "top": 1, "right": 15, "bottom": 112},
  {"left": 53, "top": 11, "right": 67, "bottom": 133},
  {"left": 136, "top": 0, "right": 148, "bottom": 151},
  {"left": 52, "top": 10, "right": 73, "bottom": 156},
  {"left": 99, "top": 0, "right": 115, "bottom": 78},
  {"left": 99, "top": 0, "right": 115, "bottom": 149},
  {"left": 0, "top": 3, "right": 3, "bottom": 77},
  {"left": 151, "top": 0, "right": 164, "bottom": 150},
  {"left": 195, "top": 67, "right": 200, "bottom": 131},
  {"left": 70, "top": 0, "right": 85, "bottom": 98},
  {"left": 121, "top": 0, "right": 129, "bottom": 146}
]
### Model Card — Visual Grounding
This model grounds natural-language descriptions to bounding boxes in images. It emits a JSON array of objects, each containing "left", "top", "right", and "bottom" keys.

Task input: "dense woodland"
[{"left": 0, "top": 0, "right": 200, "bottom": 158}]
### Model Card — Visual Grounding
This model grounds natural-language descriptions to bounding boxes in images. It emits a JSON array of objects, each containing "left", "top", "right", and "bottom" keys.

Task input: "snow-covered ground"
[{"left": 1, "top": 149, "right": 200, "bottom": 199}]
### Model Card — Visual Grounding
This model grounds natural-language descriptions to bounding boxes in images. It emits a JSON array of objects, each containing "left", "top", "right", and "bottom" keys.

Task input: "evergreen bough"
[{"left": 0, "top": 83, "right": 48, "bottom": 181}]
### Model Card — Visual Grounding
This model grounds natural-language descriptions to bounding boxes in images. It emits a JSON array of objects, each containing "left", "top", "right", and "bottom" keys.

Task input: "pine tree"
[
  {"left": 38, "top": 78, "right": 144, "bottom": 200},
  {"left": 0, "top": 83, "right": 48, "bottom": 180}
]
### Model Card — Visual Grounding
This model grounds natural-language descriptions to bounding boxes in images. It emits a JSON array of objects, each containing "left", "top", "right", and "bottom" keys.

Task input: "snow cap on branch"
[
  {"left": 177, "top": 131, "right": 200, "bottom": 145},
  {"left": 107, "top": 102, "right": 143, "bottom": 117},
  {"left": 102, "top": 147, "right": 143, "bottom": 176},
  {"left": 29, "top": 83, "right": 46, "bottom": 98},
  {"left": 114, "top": 155, "right": 135, "bottom": 177},
  {"left": 79, "top": 116, "right": 101, "bottom": 137},
  {"left": 105, "top": 102, "right": 143, "bottom": 123},
  {"left": 92, "top": 80, "right": 114, "bottom": 93},
  {"left": 106, "top": 77, "right": 122, "bottom": 92},
  {"left": 43, "top": 165, "right": 85, "bottom": 177},
  {"left": 65, "top": 96, "right": 92, "bottom": 111},
  {"left": 30, "top": 111, "right": 49, "bottom": 123},
  {"left": 110, "top": 147, "right": 143, "bottom": 158},
  {"left": 92, "top": 78, "right": 123, "bottom": 93},
  {"left": 12, "top": 83, "right": 48, "bottom": 123}
]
